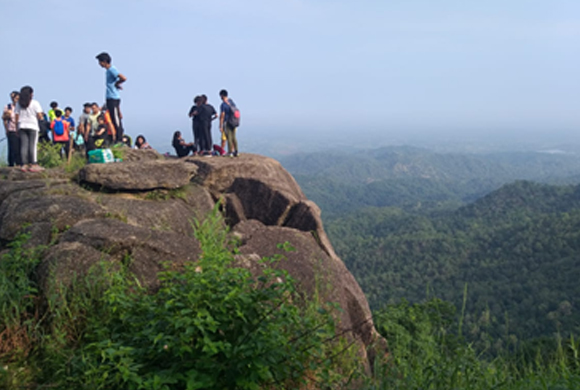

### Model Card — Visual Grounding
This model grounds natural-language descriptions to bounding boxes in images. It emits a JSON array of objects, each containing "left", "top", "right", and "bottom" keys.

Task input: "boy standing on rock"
[{"left": 96, "top": 52, "right": 126, "bottom": 143}]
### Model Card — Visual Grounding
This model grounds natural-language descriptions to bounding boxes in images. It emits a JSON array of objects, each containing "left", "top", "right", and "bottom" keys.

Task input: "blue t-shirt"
[
  {"left": 106, "top": 65, "right": 121, "bottom": 99},
  {"left": 63, "top": 116, "right": 75, "bottom": 129},
  {"left": 220, "top": 99, "right": 235, "bottom": 122}
]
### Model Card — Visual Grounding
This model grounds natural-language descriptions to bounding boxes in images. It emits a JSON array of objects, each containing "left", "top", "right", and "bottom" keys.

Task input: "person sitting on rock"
[
  {"left": 134, "top": 135, "right": 153, "bottom": 150},
  {"left": 91, "top": 115, "right": 108, "bottom": 149},
  {"left": 121, "top": 134, "right": 132, "bottom": 148},
  {"left": 172, "top": 130, "right": 195, "bottom": 157}
]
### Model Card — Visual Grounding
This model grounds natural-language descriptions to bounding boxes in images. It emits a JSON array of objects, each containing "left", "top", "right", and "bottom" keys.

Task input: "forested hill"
[
  {"left": 326, "top": 181, "right": 580, "bottom": 348},
  {"left": 280, "top": 146, "right": 580, "bottom": 217}
]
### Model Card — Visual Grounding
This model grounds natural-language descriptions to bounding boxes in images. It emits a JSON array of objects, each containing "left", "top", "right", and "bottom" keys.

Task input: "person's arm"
[
  {"left": 219, "top": 111, "right": 225, "bottom": 130},
  {"left": 78, "top": 119, "right": 85, "bottom": 136},
  {"left": 84, "top": 121, "right": 91, "bottom": 141},
  {"left": 2, "top": 107, "right": 9, "bottom": 133},
  {"left": 2, "top": 120, "right": 7, "bottom": 134},
  {"left": 115, "top": 73, "right": 127, "bottom": 90}
]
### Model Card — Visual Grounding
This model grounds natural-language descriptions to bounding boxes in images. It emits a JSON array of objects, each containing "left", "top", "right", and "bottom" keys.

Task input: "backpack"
[
  {"left": 53, "top": 120, "right": 64, "bottom": 136},
  {"left": 226, "top": 99, "right": 241, "bottom": 128}
]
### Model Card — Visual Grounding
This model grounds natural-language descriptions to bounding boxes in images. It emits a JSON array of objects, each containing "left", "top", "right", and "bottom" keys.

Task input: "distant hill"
[
  {"left": 280, "top": 146, "right": 580, "bottom": 217},
  {"left": 326, "top": 181, "right": 580, "bottom": 348}
]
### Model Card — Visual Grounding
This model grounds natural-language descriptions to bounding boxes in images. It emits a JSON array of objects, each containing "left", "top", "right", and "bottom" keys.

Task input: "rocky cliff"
[{"left": 0, "top": 151, "right": 385, "bottom": 368}]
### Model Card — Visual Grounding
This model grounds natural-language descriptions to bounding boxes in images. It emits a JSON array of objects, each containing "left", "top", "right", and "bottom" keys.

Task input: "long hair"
[
  {"left": 136, "top": 135, "right": 146, "bottom": 147},
  {"left": 172, "top": 131, "right": 181, "bottom": 148},
  {"left": 19, "top": 86, "right": 33, "bottom": 109}
]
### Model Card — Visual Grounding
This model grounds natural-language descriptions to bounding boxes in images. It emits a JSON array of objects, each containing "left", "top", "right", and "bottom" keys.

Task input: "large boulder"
[
  {"left": 0, "top": 194, "right": 107, "bottom": 242},
  {"left": 0, "top": 154, "right": 385, "bottom": 369},
  {"left": 233, "top": 220, "right": 381, "bottom": 360},
  {"left": 59, "top": 218, "right": 202, "bottom": 289},
  {"left": 79, "top": 160, "right": 198, "bottom": 191}
]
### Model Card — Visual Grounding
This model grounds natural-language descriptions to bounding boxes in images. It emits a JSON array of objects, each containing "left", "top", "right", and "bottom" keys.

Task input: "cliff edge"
[{"left": 0, "top": 151, "right": 386, "bottom": 368}]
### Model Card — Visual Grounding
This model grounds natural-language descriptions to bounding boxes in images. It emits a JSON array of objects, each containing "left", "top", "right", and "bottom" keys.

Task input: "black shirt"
[{"left": 198, "top": 104, "right": 216, "bottom": 128}]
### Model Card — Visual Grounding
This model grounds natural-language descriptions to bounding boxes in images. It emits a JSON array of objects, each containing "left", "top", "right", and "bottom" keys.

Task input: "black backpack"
[{"left": 226, "top": 99, "right": 240, "bottom": 128}]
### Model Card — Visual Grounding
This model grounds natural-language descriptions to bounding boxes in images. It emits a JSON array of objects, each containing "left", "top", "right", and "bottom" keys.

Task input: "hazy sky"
[{"left": 1, "top": 0, "right": 579, "bottom": 152}]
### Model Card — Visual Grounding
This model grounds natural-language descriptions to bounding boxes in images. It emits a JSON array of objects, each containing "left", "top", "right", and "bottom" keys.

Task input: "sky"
[{"left": 1, "top": 0, "right": 579, "bottom": 154}]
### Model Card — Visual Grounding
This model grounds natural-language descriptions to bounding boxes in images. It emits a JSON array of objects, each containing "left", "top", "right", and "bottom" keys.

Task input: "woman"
[
  {"left": 2, "top": 91, "right": 20, "bottom": 167},
  {"left": 14, "top": 86, "right": 44, "bottom": 172},
  {"left": 172, "top": 131, "right": 194, "bottom": 157},
  {"left": 134, "top": 135, "right": 153, "bottom": 150}
]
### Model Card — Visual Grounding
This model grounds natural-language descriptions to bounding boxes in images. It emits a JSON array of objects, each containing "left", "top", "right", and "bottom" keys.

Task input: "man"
[
  {"left": 63, "top": 107, "right": 78, "bottom": 154},
  {"left": 219, "top": 89, "right": 239, "bottom": 157},
  {"left": 96, "top": 52, "right": 126, "bottom": 143},
  {"left": 199, "top": 94, "right": 217, "bottom": 155},
  {"left": 62, "top": 107, "right": 76, "bottom": 133},
  {"left": 188, "top": 96, "right": 202, "bottom": 155},
  {"left": 2, "top": 91, "right": 20, "bottom": 166},
  {"left": 77, "top": 102, "right": 92, "bottom": 149}
]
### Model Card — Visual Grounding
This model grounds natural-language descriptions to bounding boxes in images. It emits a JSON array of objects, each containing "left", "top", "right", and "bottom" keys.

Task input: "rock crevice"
[{"left": 0, "top": 152, "right": 385, "bottom": 368}]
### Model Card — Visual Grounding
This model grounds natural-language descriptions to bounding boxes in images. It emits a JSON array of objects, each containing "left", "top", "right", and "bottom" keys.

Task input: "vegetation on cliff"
[{"left": 0, "top": 212, "right": 361, "bottom": 389}]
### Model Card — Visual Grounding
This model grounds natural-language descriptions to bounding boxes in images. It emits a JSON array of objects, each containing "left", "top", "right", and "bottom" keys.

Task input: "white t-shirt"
[{"left": 15, "top": 100, "right": 42, "bottom": 131}]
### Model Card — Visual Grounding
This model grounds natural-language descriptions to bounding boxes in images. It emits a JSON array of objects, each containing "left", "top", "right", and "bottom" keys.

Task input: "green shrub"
[
  {"left": 1, "top": 211, "right": 357, "bottom": 389},
  {"left": 37, "top": 142, "right": 86, "bottom": 173},
  {"left": 0, "top": 232, "right": 44, "bottom": 363}
]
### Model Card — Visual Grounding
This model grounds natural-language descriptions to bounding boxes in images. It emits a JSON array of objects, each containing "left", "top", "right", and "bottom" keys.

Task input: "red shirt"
[{"left": 51, "top": 118, "right": 70, "bottom": 142}]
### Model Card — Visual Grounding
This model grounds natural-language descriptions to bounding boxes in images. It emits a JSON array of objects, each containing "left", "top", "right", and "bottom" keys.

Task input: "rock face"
[{"left": 0, "top": 152, "right": 385, "bottom": 368}]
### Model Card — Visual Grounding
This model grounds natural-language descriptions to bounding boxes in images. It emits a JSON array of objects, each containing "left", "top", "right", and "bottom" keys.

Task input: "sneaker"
[
  {"left": 233, "top": 151, "right": 239, "bottom": 157},
  {"left": 203, "top": 152, "right": 212, "bottom": 157}
]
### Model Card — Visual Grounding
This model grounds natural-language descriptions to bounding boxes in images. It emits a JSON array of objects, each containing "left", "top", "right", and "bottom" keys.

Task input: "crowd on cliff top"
[{"left": 2, "top": 52, "right": 241, "bottom": 171}]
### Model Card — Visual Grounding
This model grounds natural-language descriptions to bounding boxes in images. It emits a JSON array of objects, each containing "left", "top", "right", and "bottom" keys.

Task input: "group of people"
[
  {"left": 173, "top": 89, "right": 240, "bottom": 158},
  {"left": 2, "top": 52, "right": 131, "bottom": 170},
  {"left": 3, "top": 51, "right": 242, "bottom": 170}
]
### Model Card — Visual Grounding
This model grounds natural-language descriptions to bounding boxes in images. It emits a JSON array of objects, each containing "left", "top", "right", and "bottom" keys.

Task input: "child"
[
  {"left": 50, "top": 109, "right": 70, "bottom": 159},
  {"left": 92, "top": 115, "right": 108, "bottom": 149},
  {"left": 63, "top": 107, "right": 78, "bottom": 155}
]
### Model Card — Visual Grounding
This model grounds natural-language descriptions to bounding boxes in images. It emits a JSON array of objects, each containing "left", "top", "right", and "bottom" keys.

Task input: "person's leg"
[
  {"left": 203, "top": 124, "right": 213, "bottom": 153},
  {"left": 7, "top": 132, "right": 20, "bottom": 166},
  {"left": 221, "top": 128, "right": 227, "bottom": 151},
  {"left": 29, "top": 130, "right": 39, "bottom": 165},
  {"left": 225, "top": 125, "right": 234, "bottom": 154},
  {"left": 107, "top": 99, "right": 124, "bottom": 143},
  {"left": 63, "top": 141, "right": 70, "bottom": 160},
  {"left": 193, "top": 126, "right": 201, "bottom": 154},
  {"left": 19, "top": 129, "right": 30, "bottom": 166},
  {"left": 231, "top": 127, "right": 238, "bottom": 155}
]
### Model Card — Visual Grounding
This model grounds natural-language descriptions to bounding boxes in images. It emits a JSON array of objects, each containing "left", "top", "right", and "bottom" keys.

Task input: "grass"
[
  {"left": 365, "top": 299, "right": 580, "bottom": 389},
  {"left": 143, "top": 186, "right": 189, "bottom": 201},
  {"left": 37, "top": 142, "right": 87, "bottom": 175}
]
